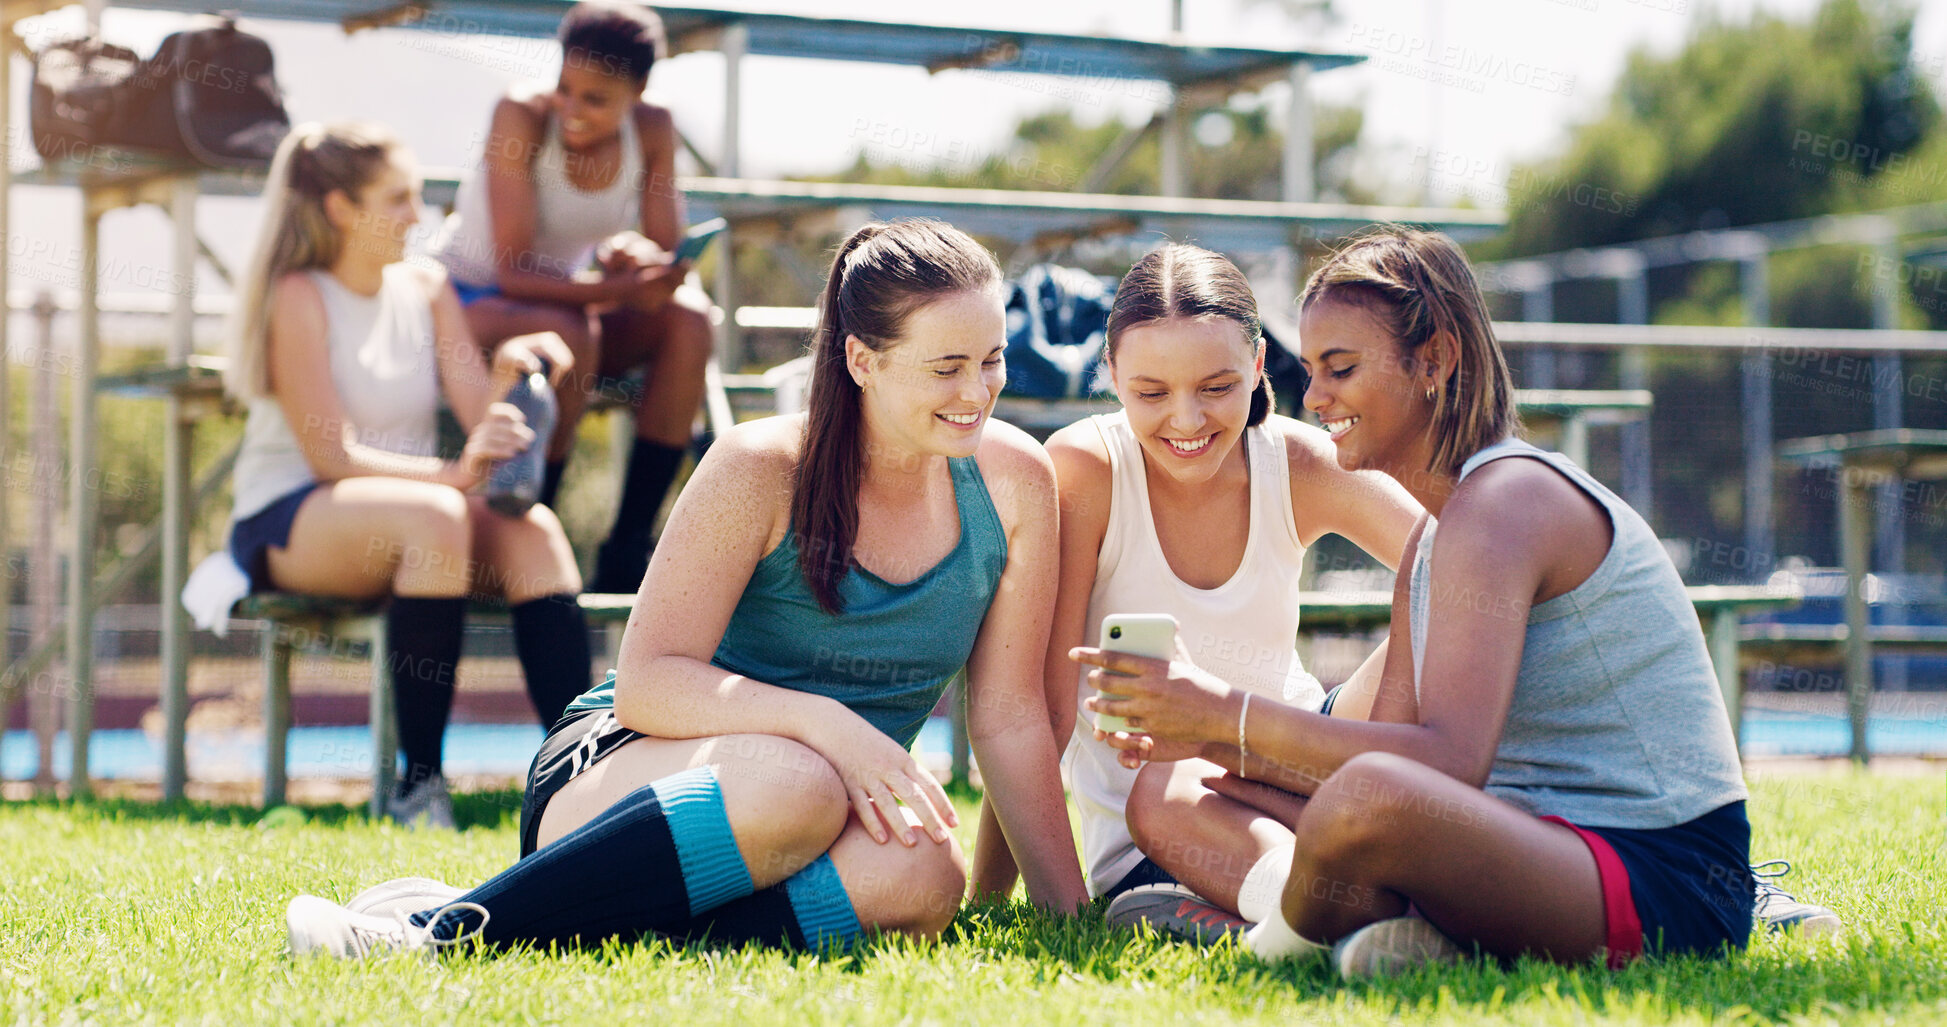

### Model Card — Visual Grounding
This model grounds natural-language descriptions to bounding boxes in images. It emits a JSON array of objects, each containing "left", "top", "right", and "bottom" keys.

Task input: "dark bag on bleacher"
[
  {"left": 28, "top": 37, "right": 142, "bottom": 163},
  {"left": 1004, "top": 264, "right": 1118, "bottom": 399},
  {"left": 110, "top": 18, "right": 290, "bottom": 169}
]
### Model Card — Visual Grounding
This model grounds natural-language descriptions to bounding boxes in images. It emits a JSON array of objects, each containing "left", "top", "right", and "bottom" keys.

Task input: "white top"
[
  {"left": 431, "top": 107, "right": 643, "bottom": 288},
  {"left": 230, "top": 264, "right": 441, "bottom": 521},
  {"left": 1067, "top": 411, "right": 1324, "bottom": 896}
]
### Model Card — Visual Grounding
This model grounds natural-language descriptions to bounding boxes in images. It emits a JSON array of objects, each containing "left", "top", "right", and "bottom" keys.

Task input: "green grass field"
[{"left": 1, "top": 773, "right": 1941, "bottom": 1025}]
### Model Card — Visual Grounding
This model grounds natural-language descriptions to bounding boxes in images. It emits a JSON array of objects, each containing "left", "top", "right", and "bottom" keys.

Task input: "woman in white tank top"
[
  {"left": 220, "top": 123, "right": 591, "bottom": 829},
  {"left": 429, "top": 2, "right": 714, "bottom": 594},
  {"left": 968, "top": 245, "right": 1421, "bottom": 912}
]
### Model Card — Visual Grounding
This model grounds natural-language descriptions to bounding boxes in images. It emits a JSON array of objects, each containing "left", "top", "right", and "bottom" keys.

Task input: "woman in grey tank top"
[
  {"left": 431, "top": 3, "right": 714, "bottom": 594},
  {"left": 1082, "top": 228, "right": 1762, "bottom": 976}
]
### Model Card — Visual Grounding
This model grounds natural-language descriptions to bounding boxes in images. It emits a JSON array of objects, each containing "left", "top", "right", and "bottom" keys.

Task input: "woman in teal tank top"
[
  {"left": 1075, "top": 228, "right": 1763, "bottom": 977},
  {"left": 285, "top": 219, "right": 1086, "bottom": 959}
]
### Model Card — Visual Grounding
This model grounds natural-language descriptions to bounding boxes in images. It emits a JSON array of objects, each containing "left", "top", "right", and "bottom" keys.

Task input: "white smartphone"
[{"left": 1094, "top": 613, "right": 1178, "bottom": 734}]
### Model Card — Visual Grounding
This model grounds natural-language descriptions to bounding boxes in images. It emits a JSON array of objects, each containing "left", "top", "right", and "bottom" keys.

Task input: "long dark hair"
[
  {"left": 1105, "top": 244, "right": 1272, "bottom": 426},
  {"left": 794, "top": 219, "right": 1002, "bottom": 614},
  {"left": 1299, "top": 226, "right": 1519, "bottom": 476}
]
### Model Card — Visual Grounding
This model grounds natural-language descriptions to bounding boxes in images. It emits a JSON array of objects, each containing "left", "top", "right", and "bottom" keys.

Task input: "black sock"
[
  {"left": 386, "top": 595, "right": 466, "bottom": 793},
  {"left": 607, "top": 439, "right": 685, "bottom": 552},
  {"left": 539, "top": 459, "right": 568, "bottom": 510},
  {"left": 412, "top": 767, "right": 754, "bottom": 947},
  {"left": 510, "top": 592, "right": 591, "bottom": 731}
]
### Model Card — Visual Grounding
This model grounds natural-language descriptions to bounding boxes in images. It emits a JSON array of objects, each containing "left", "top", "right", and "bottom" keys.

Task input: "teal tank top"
[{"left": 565, "top": 455, "right": 1008, "bottom": 749}]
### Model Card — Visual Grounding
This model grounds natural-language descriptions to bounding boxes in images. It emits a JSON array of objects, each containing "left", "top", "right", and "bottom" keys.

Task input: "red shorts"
[{"left": 1541, "top": 815, "right": 1644, "bottom": 969}]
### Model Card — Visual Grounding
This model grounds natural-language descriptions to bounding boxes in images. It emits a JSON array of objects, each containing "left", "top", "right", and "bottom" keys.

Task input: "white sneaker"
[
  {"left": 285, "top": 895, "right": 488, "bottom": 959},
  {"left": 345, "top": 877, "right": 468, "bottom": 919},
  {"left": 1333, "top": 916, "right": 1465, "bottom": 978},
  {"left": 387, "top": 773, "right": 456, "bottom": 831}
]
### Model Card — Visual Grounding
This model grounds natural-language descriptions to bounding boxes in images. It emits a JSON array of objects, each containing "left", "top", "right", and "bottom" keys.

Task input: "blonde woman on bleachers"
[{"left": 223, "top": 122, "right": 590, "bottom": 828}]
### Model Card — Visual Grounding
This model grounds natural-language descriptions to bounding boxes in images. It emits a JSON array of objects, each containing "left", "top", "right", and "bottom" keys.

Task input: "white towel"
[{"left": 181, "top": 551, "right": 251, "bottom": 638}]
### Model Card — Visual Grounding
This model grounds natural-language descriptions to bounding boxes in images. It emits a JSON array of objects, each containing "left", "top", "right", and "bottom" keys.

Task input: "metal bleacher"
[{"left": 0, "top": 0, "right": 1504, "bottom": 799}]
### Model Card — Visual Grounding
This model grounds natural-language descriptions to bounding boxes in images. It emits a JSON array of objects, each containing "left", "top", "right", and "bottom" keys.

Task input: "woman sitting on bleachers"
[
  {"left": 223, "top": 121, "right": 590, "bottom": 828},
  {"left": 430, "top": 0, "right": 713, "bottom": 594}
]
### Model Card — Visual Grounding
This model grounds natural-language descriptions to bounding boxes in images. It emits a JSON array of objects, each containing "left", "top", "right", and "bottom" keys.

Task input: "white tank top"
[
  {"left": 1067, "top": 411, "right": 1324, "bottom": 895},
  {"left": 432, "top": 106, "right": 644, "bottom": 288},
  {"left": 230, "top": 265, "right": 441, "bottom": 520}
]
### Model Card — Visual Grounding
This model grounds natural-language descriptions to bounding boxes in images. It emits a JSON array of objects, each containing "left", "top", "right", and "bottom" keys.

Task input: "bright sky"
[{"left": 6, "top": 0, "right": 1944, "bottom": 315}]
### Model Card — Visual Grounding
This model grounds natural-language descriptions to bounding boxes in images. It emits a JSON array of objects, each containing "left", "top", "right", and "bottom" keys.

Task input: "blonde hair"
[
  {"left": 1299, "top": 226, "right": 1520, "bottom": 477},
  {"left": 225, "top": 122, "right": 400, "bottom": 400}
]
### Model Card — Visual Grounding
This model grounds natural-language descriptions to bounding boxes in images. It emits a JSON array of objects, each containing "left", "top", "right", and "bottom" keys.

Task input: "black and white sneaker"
[
  {"left": 1752, "top": 860, "right": 1842, "bottom": 935},
  {"left": 286, "top": 896, "right": 488, "bottom": 959},
  {"left": 386, "top": 773, "right": 456, "bottom": 831}
]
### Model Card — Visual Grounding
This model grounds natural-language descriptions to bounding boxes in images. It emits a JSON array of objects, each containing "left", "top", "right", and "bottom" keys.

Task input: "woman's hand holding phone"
[{"left": 1073, "top": 622, "right": 1240, "bottom": 769}]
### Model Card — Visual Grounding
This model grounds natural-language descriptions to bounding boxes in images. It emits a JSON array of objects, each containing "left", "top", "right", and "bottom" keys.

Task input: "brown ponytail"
[
  {"left": 793, "top": 219, "right": 1001, "bottom": 614},
  {"left": 1105, "top": 244, "right": 1273, "bottom": 427}
]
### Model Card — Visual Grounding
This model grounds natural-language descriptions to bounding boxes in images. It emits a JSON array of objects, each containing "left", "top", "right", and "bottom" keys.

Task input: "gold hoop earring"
[{"left": 1425, "top": 384, "right": 1435, "bottom": 401}]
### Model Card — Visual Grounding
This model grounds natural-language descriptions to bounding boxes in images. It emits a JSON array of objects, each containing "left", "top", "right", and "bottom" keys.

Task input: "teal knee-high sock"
[{"left": 671, "top": 853, "right": 862, "bottom": 949}]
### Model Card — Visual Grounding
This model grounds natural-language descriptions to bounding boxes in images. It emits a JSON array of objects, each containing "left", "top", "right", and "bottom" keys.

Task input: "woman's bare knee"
[
  {"left": 1296, "top": 752, "right": 1425, "bottom": 867},
  {"left": 1124, "top": 760, "right": 1179, "bottom": 851},
  {"left": 702, "top": 734, "right": 848, "bottom": 882},
  {"left": 831, "top": 817, "right": 967, "bottom": 939},
  {"left": 468, "top": 498, "right": 581, "bottom": 601}
]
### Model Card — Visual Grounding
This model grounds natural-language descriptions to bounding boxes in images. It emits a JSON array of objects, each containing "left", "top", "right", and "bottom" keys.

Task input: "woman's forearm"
[
  {"left": 294, "top": 433, "right": 473, "bottom": 491},
  {"left": 1213, "top": 701, "right": 1483, "bottom": 790},
  {"left": 971, "top": 720, "right": 1087, "bottom": 911},
  {"left": 493, "top": 266, "right": 631, "bottom": 308},
  {"left": 613, "top": 653, "right": 856, "bottom": 750}
]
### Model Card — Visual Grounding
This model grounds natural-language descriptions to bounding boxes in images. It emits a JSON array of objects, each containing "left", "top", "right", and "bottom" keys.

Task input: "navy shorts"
[
  {"left": 1564, "top": 800, "right": 1754, "bottom": 960},
  {"left": 451, "top": 279, "right": 501, "bottom": 307},
  {"left": 229, "top": 482, "right": 319, "bottom": 593}
]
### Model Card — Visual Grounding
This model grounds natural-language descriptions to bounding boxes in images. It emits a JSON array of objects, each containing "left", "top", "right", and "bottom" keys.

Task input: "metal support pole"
[
  {"left": 1740, "top": 252, "right": 1773, "bottom": 582},
  {"left": 67, "top": 202, "right": 102, "bottom": 796},
  {"left": 160, "top": 176, "right": 197, "bottom": 800},
  {"left": 0, "top": 22, "right": 12, "bottom": 732},
  {"left": 1616, "top": 268, "right": 1652, "bottom": 519},
  {"left": 1281, "top": 60, "right": 1313, "bottom": 203},
  {"left": 1837, "top": 466, "right": 1873, "bottom": 764},
  {"left": 1869, "top": 236, "right": 1905, "bottom": 690},
  {"left": 30, "top": 294, "right": 59, "bottom": 797},
  {"left": 1707, "top": 608, "right": 1743, "bottom": 752},
  {"left": 1521, "top": 274, "right": 1556, "bottom": 389},
  {"left": 720, "top": 23, "right": 746, "bottom": 179},
  {"left": 716, "top": 24, "right": 746, "bottom": 372},
  {"left": 1159, "top": 87, "right": 1186, "bottom": 198}
]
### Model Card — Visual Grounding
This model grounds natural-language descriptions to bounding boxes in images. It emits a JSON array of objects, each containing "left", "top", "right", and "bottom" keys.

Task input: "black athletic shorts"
[{"left": 517, "top": 705, "right": 644, "bottom": 857}]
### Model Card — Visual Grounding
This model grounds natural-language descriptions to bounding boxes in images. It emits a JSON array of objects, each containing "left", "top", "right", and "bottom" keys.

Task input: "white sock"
[
  {"left": 1244, "top": 909, "right": 1330, "bottom": 962},
  {"left": 1236, "top": 844, "right": 1295, "bottom": 925}
]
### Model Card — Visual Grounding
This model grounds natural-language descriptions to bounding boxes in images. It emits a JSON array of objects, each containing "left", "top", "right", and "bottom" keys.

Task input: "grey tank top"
[{"left": 1407, "top": 438, "right": 1747, "bottom": 829}]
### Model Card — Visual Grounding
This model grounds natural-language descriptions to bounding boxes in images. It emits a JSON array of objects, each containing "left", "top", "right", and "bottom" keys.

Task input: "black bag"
[
  {"left": 1004, "top": 264, "right": 1118, "bottom": 399},
  {"left": 29, "top": 37, "right": 141, "bottom": 163},
  {"left": 111, "top": 18, "right": 289, "bottom": 168}
]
